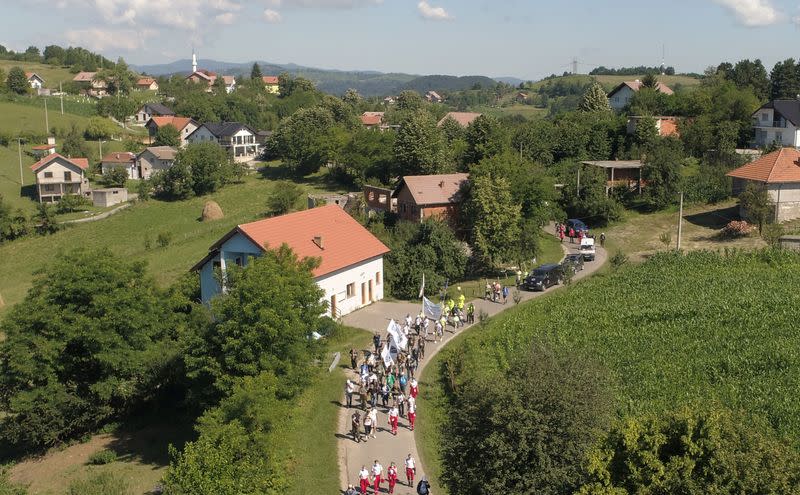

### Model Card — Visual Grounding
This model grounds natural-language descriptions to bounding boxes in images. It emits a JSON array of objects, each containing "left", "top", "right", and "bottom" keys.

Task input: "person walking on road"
[
  {"left": 372, "top": 460, "right": 384, "bottom": 494},
  {"left": 409, "top": 377, "right": 418, "bottom": 399},
  {"left": 373, "top": 332, "right": 381, "bottom": 354},
  {"left": 387, "top": 462, "right": 399, "bottom": 494},
  {"left": 363, "top": 408, "right": 373, "bottom": 440},
  {"left": 600, "top": 232, "right": 606, "bottom": 247},
  {"left": 388, "top": 404, "right": 399, "bottom": 435},
  {"left": 351, "top": 411, "right": 362, "bottom": 443},
  {"left": 569, "top": 227, "right": 575, "bottom": 243},
  {"left": 405, "top": 454, "right": 416, "bottom": 486},
  {"left": 416, "top": 476, "right": 431, "bottom": 494},
  {"left": 344, "top": 483, "right": 358, "bottom": 495},
  {"left": 368, "top": 407, "right": 378, "bottom": 439},
  {"left": 350, "top": 348, "right": 358, "bottom": 369},
  {"left": 358, "top": 465, "right": 370, "bottom": 494},
  {"left": 345, "top": 378, "right": 356, "bottom": 408},
  {"left": 408, "top": 398, "right": 417, "bottom": 431}
]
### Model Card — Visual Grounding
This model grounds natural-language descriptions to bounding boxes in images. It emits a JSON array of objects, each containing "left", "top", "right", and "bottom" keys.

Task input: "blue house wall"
[{"left": 198, "top": 231, "right": 263, "bottom": 303}]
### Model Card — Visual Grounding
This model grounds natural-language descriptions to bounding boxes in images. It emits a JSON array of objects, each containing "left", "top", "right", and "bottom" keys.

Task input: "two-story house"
[
  {"left": 134, "top": 103, "right": 174, "bottom": 124},
  {"left": 136, "top": 146, "right": 177, "bottom": 179},
  {"left": 145, "top": 116, "right": 199, "bottom": 147},
  {"left": 72, "top": 71, "right": 107, "bottom": 97},
  {"left": 752, "top": 100, "right": 800, "bottom": 148},
  {"left": 31, "top": 154, "right": 90, "bottom": 203},
  {"left": 607, "top": 80, "right": 673, "bottom": 112},
  {"left": 101, "top": 152, "right": 138, "bottom": 179},
  {"left": 186, "top": 122, "right": 260, "bottom": 162}
]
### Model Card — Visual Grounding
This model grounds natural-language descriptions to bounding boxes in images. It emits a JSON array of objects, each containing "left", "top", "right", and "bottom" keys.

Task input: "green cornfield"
[{"left": 455, "top": 249, "right": 800, "bottom": 443}]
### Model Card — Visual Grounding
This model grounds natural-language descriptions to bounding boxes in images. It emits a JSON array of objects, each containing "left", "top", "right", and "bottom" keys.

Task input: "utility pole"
[
  {"left": 17, "top": 138, "right": 23, "bottom": 185},
  {"left": 572, "top": 57, "right": 578, "bottom": 75},
  {"left": 44, "top": 98, "right": 49, "bottom": 133},
  {"left": 59, "top": 82, "right": 64, "bottom": 115},
  {"left": 99, "top": 139, "right": 104, "bottom": 158},
  {"left": 576, "top": 164, "right": 581, "bottom": 196},
  {"left": 676, "top": 191, "right": 684, "bottom": 250}
]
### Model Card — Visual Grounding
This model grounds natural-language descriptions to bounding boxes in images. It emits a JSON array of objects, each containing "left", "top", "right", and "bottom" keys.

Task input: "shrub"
[
  {"left": 719, "top": 220, "right": 752, "bottom": 239},
  {"left": 56, "top": 194, "right": 90, "bottom": 214},
  {"left": 102, "top": 167, "right": 129, "bottom": 188},
  {"left": 762, "top": 222, "right": 784, "bottom": 248},
  {"left": 610, "top": 250, "right": 628, "bottom": 269},
  {"left": 67, "top": 471, "right": 130, "bottom": 495},
  {"left": 156, "top": 231, "right": 172, "bottom": 248},
  {"left": 88, "top": 448, "right": 117, "bottom": 465}
]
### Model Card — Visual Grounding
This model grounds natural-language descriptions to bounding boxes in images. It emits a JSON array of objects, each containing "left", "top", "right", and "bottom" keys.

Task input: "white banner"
[
  {"left": 381, "top": 344, "right": 394, "bottom": 367},
  {"left": 386, "top": 319, "right": 407, "bottom": 351},
  {"left": 423, "top": 296, "right": 442, "bottom": 320}
]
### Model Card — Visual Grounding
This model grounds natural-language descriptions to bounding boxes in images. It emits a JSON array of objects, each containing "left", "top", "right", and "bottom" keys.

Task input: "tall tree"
[
  {"left": 578, "top": 82, "right": 612, "bottom": 112},
  {"left": 250, "top": 62, "right": 262, "bottom": 80},
  {"left": 6, "top": 66, "right": 28, "bottom": 94},
  {"left": 154, "top": 123, "right": 181, "bottom": 147},
  {"left": 61, "top": 124, "right": 91, "bottom": 159},
  {"left": 643, "top": 137, "right": 684, "bottom": 209},
  {"left": 273, "top": 106, "right": 338, "bottom": 174},
  {"left": 176, "top": 142, "right": 232, "bottom": 196},
  {"left": 342, "top": 88, "right": 362, "bottom": 106},
  {"left": 393, "top": 110, "right": 447, "bottom": 175},
  {"left": 738, "top": 183, "right": 773, "bottom": 233},
  {"left": 640, "top": 72, "right": 658, "bottom": 89},
  {"left": 770, "top": 58, "right": 800, "bottom": 99},
  {"left": 463, "top": 174, "right": 521, "bottom": 268},
  {"left": 463, "top": 115, "right": 507, "bottom": 166}
]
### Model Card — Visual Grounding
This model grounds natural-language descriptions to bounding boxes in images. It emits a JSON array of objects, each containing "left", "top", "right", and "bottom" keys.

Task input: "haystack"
[{"left": 201, "top": 201, "right": 224, "bottom": 221}]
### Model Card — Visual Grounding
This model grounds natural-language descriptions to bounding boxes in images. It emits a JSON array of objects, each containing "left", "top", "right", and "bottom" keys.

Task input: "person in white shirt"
[
  {"left": 363, "top": 408, "right": 373, "bottom": 439},
  {"left": 371, "top": 460, "right": 384, "bottom": 493},
  {"left": 404, "top": 454, "right": 416, "bottom": 486},
  {"left": 358, "top": 465, "right": 370, "bottom": 494},
  {"left": 368, "top": 407, "right": 378, "bottom": 438},
  {"left": 388, "top": 405, "right": 399, "bottom": 435},
  {"left": 345, "top": 379, "right": 355, "bottom": 408},
  {"left": 407, "top": 400, "right": 417, "bottom": 431}
]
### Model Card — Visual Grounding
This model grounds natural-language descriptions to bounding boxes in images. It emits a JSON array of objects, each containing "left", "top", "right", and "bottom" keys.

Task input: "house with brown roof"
[
  {"left": 192, "top": 204, "right": 390, "bottom": 317},
  {"left": 30, "top": 154, "right": 90, "bottom": 203},
  {"left": 360, "top": 111, "right": 384, "bottom": 129},
  {"left": 145, "top": 116, "right": 199, "bottom": 147},
  {"left": 438, "top": 112, "right": 482, "bottom": 128},
  {"left": 727, "top": 147, "right": 800, "bottom": 222},
  {"left": 262, "top": 76, "right": 280, "bottom": 94},
  {"left": 25, "top": 72, "right": 44, "bottom": 90},
  {"left": 426, "top": 90, "right": 443, "bottom": 103},
  {"left": 607, "top": 80, "right": 673, "bottom": 112},
  {"left": 136, "top": 146, "right": 178, "bottom": 179},
  {"left": 186, "top": 70, "right": 236, "bottom": 93},
  {"left": 101, "top": 152, "right": 138, "bottom": 179},
  {"left": 392, "top": 173, "right": 469, "bottom": 223},
  {"left": 72, "top": 71, "right": 107, "bottom": 97},
  {"left": 136, "top": 77, "right": 159, "bottom": 91}
]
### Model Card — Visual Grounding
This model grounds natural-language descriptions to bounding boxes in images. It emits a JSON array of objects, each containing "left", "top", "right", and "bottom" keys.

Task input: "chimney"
[
  {"left": 47, "top": 136, "right": 55, "bottom": 145},
  {"left": 313, "top": 235, "right": 324, "bottom": 249}
]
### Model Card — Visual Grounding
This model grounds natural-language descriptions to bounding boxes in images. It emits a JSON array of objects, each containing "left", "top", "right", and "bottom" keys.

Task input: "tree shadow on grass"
[
  {"left": 684, "top": 205, "right": 740, "bottom": 229},
  {"left": 103, "top": 411, "right": 197, "bottom": 468}
]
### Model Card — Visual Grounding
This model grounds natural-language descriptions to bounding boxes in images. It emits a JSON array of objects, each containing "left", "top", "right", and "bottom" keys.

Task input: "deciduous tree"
[
  {"left": 738, "top": 182, "right": 773, "bottom": 233},
  {"left": 463, "top": 174, "right": 521, "bottom": 268},
  {"left": 393, "top": 110, "right": 446, "bottom": 175},
  {"left": 6, "top": 66, "right": 28, "bottom": 94},
  {"left": 154, "top": 123, "right": 181, "bottom": 147}
]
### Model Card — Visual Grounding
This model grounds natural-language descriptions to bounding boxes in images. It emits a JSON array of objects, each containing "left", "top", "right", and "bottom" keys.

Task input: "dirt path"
[{"left": 336, "top": 235, "right": 607, "bottom": 494}]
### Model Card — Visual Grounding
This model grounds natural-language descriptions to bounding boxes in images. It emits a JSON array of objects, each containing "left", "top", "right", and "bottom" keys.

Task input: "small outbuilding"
[
  {"left": 92, "top": 187, "right": 128, "bottom": 207},
  {"left": 581, "top": 160, "right": 644, "bottom": 196}
]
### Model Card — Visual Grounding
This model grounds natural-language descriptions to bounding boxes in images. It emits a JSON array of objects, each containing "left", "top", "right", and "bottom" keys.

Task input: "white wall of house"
[
  {"left": 137, "top": 152, "right": 175, "bottom": 179},
  {"left": 28, "top": 77, "right": 43, "bottom": 89},
  {"left": 609, "top": 86, "right": 635, "bottom": 111},
  {"left": 101, "top": 162, "right": 138, "bottom": 179},
  {"left": 317, "top": 256, "right": 384, "bottom": 318},
  {"left": 187, "top": 126, "right": 218, "bottom": 145},
  {"left": 35, "top": 158, "right": 87, "bottom": 201},
  {"left": 753, "top": 108, "right": 800, "bottom": 147}
]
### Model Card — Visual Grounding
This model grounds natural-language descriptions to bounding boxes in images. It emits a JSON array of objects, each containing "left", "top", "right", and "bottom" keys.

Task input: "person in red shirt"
[
  {"left": 387, "top": 462, "right": 398, "bottom": 494},
  {"left": 569, "top": 227, "right": 575, "bottom": 243},
  {"left": 409, "top": 377, "right": 419, "bottom": 399}
]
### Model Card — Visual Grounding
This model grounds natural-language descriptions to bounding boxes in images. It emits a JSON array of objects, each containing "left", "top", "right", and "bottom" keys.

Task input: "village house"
[
  {"left": 186, "top": 70, "right": 236, "bottom": 93},
  {"left": 101, "top": 152, "right": 138, "bottom": 179},
  {"left": 187, "top": 122, "right": 260, "bottom": 162},
  {"left": 393, "top": 173, "right": 469, "bottom": 223},
  {"left": 192, "top": 204, "right": 390, "bottom": 318},
  {"left": 30, "top": 153, "right": 90, "bottom": 203},
  {"left": 262, "top": 76, "right": 280, "bottom": 94},
  {"left": 360, "top": 111, "right": 384, "bottom": 129},
  {"left": 607, "top": 80, "right": 673, "bottom": 112},
  {"left": 145, "top": 116, "right": 199, "bottom": 147},
  {"left": 364, "top": 184, "right": 396, "bottom": 215},
  {"left": 135, "top": 102, "right": 174, "bottom": 125},
  {"left": 72, "top": 71, "right": 107, "bottom": 97},
  {"left": 626, "top": 116, "right": 680, "bottom": 138},
  {"left": 136, "top": 77, "right": 159, "bottom": 91},
  {"left": 581, "top": 160, "right": 644, "bottom": 196},
  {"left": 727, "top": 147, "right": 800, "bottom": 222},
  {"left": 426, "top": 90, "right": 443, "bottom": 103},
  {"left": 92, "top": 187, "right": 128, "bottom": 207},
  {"left": 136, "top": 146, "right": 178, "bottom": 180},
  {"left": 31, "top": 137, "right": 57, "bottom": 159},
  {"left": 438, "top": 112, "right": 482, "bottom": 128},
  {"left": 25, "top": 72, "right": 44, "bottom": 90},
  {"left": 751, "top": 99, "right": 800, "bottom": 148}
]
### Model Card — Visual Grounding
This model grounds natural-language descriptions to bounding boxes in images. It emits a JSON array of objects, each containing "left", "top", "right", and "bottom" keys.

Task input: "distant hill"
[
  {"left": 131, "top": 59, "right": 518, "bottom": 97},
  {"left": 494, "top": 76, "right": 526, "bottom": 86}
]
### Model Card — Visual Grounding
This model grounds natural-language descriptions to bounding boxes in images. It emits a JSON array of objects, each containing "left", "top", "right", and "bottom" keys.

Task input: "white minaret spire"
[{"left": 192, "top": 48, "right": 198, "bottom": 73}]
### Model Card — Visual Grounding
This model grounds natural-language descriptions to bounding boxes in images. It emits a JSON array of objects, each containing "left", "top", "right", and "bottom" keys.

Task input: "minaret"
[{"left": 192, "top": 49, "right": 198, "bottom": 73}]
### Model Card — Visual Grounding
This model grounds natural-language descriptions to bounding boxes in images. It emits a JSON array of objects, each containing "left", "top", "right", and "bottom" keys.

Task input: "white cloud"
[
  {"left": 65, "top": 27, "right": 146, "bottom": 51},
  {"left": 712, "top": 0, "right": 782, "bottom": 26},
  {"left": 263, "top": 8, "right": 282, "bottom": 22},
  {"left": 214, "top": 12, "right": 237, "bottom": 24},
  {"left": 265, "top": 0, "right": 382, "bottom": 7},
  {"left": 418, "top": 0, "right": 451, "bottom": 20}
]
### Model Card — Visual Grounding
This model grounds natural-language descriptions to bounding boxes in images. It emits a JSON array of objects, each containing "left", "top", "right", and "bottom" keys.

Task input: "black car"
[
  {"left": 561, "top": 253, "right": 584, "bottom": 273},
  {"left": 566, "top": 218, "right": 589, "bottom": 234},
  {"left": 523, "top": 264, "right": 562, "bottom": 291}
]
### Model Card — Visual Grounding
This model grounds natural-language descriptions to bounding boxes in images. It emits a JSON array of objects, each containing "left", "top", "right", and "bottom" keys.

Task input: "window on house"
[
  {"left": 376, "top": 272, "right": 381, "bottom": 285},
  {"left": 44, "top": 184, "right": 54, "bottom": 192},
  {"left": 64, "top": 171, "right": 72, "bottom": 181},
  {"left": 44, "top": 171, "right": 53, "bottom": 178},
  {"left": 776, "top": 132, "right": 783, "bottom": 142},
  {"left": 235, "top": 256, "right": 243, "bottom": 266},
  {"left": 762, "top": 113, "right": 769, "bottom": 121},
  {"left": 346, "top": 283, "right": 355, "bottom": 298}
]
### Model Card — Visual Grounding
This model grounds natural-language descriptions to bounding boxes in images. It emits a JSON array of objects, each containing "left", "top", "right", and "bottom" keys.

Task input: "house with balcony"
[
  {"left": 752, "top": 100, "right": 800, "bottom": 148},
  {"left": 30, "top": 154, "right": 90, "bottom": 203},
  {"left": 186, "top": 122, "right": 260, "bottom": 162}
]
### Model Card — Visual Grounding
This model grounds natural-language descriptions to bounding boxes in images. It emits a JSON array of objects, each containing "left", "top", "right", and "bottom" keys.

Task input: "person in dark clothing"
[
  {"left": 373, "top": 333, "right": 381, "bottom": 354},
  {"left": 416, "top": 476, "right": 431, "bottom": 494},
  {"left": 350, "top": 348, "right": 358, "bottom": 369}
]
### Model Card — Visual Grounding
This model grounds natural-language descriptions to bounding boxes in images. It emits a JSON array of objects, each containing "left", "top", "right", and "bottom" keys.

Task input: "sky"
[{"left": 2, "top": 0, "right": 800, "bottom": 80}]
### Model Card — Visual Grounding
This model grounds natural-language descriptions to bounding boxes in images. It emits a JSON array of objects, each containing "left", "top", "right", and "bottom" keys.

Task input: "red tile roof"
[
  {"left": 609, "top": 80, "right": 674, "bottom": 97},
  {"left": 202, "top": 205, "right": 389, "bottom": 278},
  {"left": 727, "top": 148, "right": 800, "bottom": 183},
  {"left": 262, "top": 76, "right": 279, "bottom": 84},
  {"left": 149, "top": 116, "right": 195, "bottom": 132},
  {"left": 73, "top": 71, "right": 97, "bottom": 82},
  {"left": 137, "top": 77, "right": 156, "bottom": 86},
  {"left": 102, "top": 152, "right": 135, "bottom": 163},
  {"left": 438, "top": 112, "right": 482, "bottom": 127},
  {"left": 360, "top": 113, "right": 383, "bottom": 126},
  {"left": 659, "top": 118, "right": 679, "bottom": 137},
  {"left": 394, "top": 173, "right": 469, "bottom": 206},
  {"left": 31, "top": 144, "right": 56, "bottom": 150},
  {"left": 29, "top": 153, "right": 88, "bottom": 172}
]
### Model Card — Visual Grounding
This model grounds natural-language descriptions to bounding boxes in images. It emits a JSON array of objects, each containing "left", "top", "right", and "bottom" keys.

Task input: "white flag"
[
  {"left": 423, "top": 296, "right": 442, "bottom": 320},
  {"left": 418, "top": 273, "right": 425, "bottom": 299},
  {"left": 381, "top": 344, "right": 394, "bottom": 367},
  {"left": 386, "top": 319, "right": 408, "bottom": 351}
]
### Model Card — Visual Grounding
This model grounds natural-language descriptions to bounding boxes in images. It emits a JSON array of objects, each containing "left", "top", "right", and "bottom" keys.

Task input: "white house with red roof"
[
  {"left": 101, "top": 152, "right": 138, "bottom": 179},
  {"left": 25, "top": 72, "right": 44, "bottom": 89},
  {"left": 607, "top": 80, "right": 673, "bottom": 112},
  {"left": 30, "top": 154, "right": 90, "bottom": 203},
  {"left": 192, "top": 204, "right": 390, "bottom": 317},
  {"left": 727, "top": 147, "right": 800, "bottom": 222}
]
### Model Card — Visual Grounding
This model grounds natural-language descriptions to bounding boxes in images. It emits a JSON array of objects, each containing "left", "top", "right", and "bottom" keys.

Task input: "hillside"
[
  {"left": 530, "top": 73, "right": 701, "bottom": 92},
  {"left": 0, "top": 60, "right": 76, "bottom": 89},
  {"left": 400, "top": 75, "right": 498, "bottom": 93}
]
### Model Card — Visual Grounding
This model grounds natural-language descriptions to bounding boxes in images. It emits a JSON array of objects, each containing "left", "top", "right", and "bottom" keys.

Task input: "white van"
[{"left": 580, "top": 237, "right": 595, "bottom": 261}]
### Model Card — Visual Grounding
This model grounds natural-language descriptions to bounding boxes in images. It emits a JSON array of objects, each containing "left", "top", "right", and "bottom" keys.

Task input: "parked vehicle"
[
  {"left": 566, "top": 218, "right": 589, "bottom": 234},
  {"left": 580, "top": 237, "right": 596, "bottom": 261},
  {"left": 561, "top": 253, "right": 584, "bottom": 273},
  {"left": 523, "top": 264, "right": 562, "bottom": 291}
]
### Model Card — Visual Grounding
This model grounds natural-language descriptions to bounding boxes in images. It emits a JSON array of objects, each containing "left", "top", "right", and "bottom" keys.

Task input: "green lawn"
[
  {"left": 0, "top": 61, "right": 76, "bottom": 89},
  {"left": 472, "top": 104, "right": 548, "bottom": 120},
  {"left": 0, "top": 100, "right": 92, "bottom": 136}
]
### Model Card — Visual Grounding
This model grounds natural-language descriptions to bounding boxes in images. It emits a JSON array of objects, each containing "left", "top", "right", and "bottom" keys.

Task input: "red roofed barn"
[
  {"left": 192, "top": 204, "right": 390, "bottom": 317},
  {"left": 727, "top": 147, "right": 800, "bottom": 222}
]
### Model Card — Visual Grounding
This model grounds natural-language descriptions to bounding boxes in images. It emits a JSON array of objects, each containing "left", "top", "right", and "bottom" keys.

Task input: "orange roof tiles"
[
  {"left": 72, "top": 71, "right": 96, "bottom": 82},
  {"left": 102, "top": 152, "right": 135, "bottom": 163},
  {"left": 727, "top": 148, "right": 800, "bottom": 183},
  {"left": 262, "top": 76, "right": 279, "bottom": 84},
  {"left": 213, "top": 205, "right": 390, "bottom": 278},
  {"left": 31, "top": 144, "right": 56, "bottom": 150},
  {"left": 137, "top": 77, "right": 156, "bottom": 85},
  {"left": 659, "top": 118, "right": 679, "bottom": 137},
  {"left": 394, "top": 173, "right": 469, "bottom": 206},
  {"left": 149, "top": 116, "right": 195, "bottom": 132},
  {"left": 30, "top": 153, "right": 88, "bottom": 172},
  {"left": 361, "top": 113, "right": 383, "bottom": 126}
]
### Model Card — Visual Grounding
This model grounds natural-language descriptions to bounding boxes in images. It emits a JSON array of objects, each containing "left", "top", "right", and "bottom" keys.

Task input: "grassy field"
[
  {"left": 529, "top": 73, "right": 701, "bottom": 92},
  {"left": 418, "top": 249, "right": 800, "bottom": 494},
  {"left": 0, "top": 61, "right": 76, "bottom": 89},
  {"left": 0, "top": 100, "right": 92, "bottom": 136},
  {"left": 471, "top": 104, "right": 548, "bottom": 120}
]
